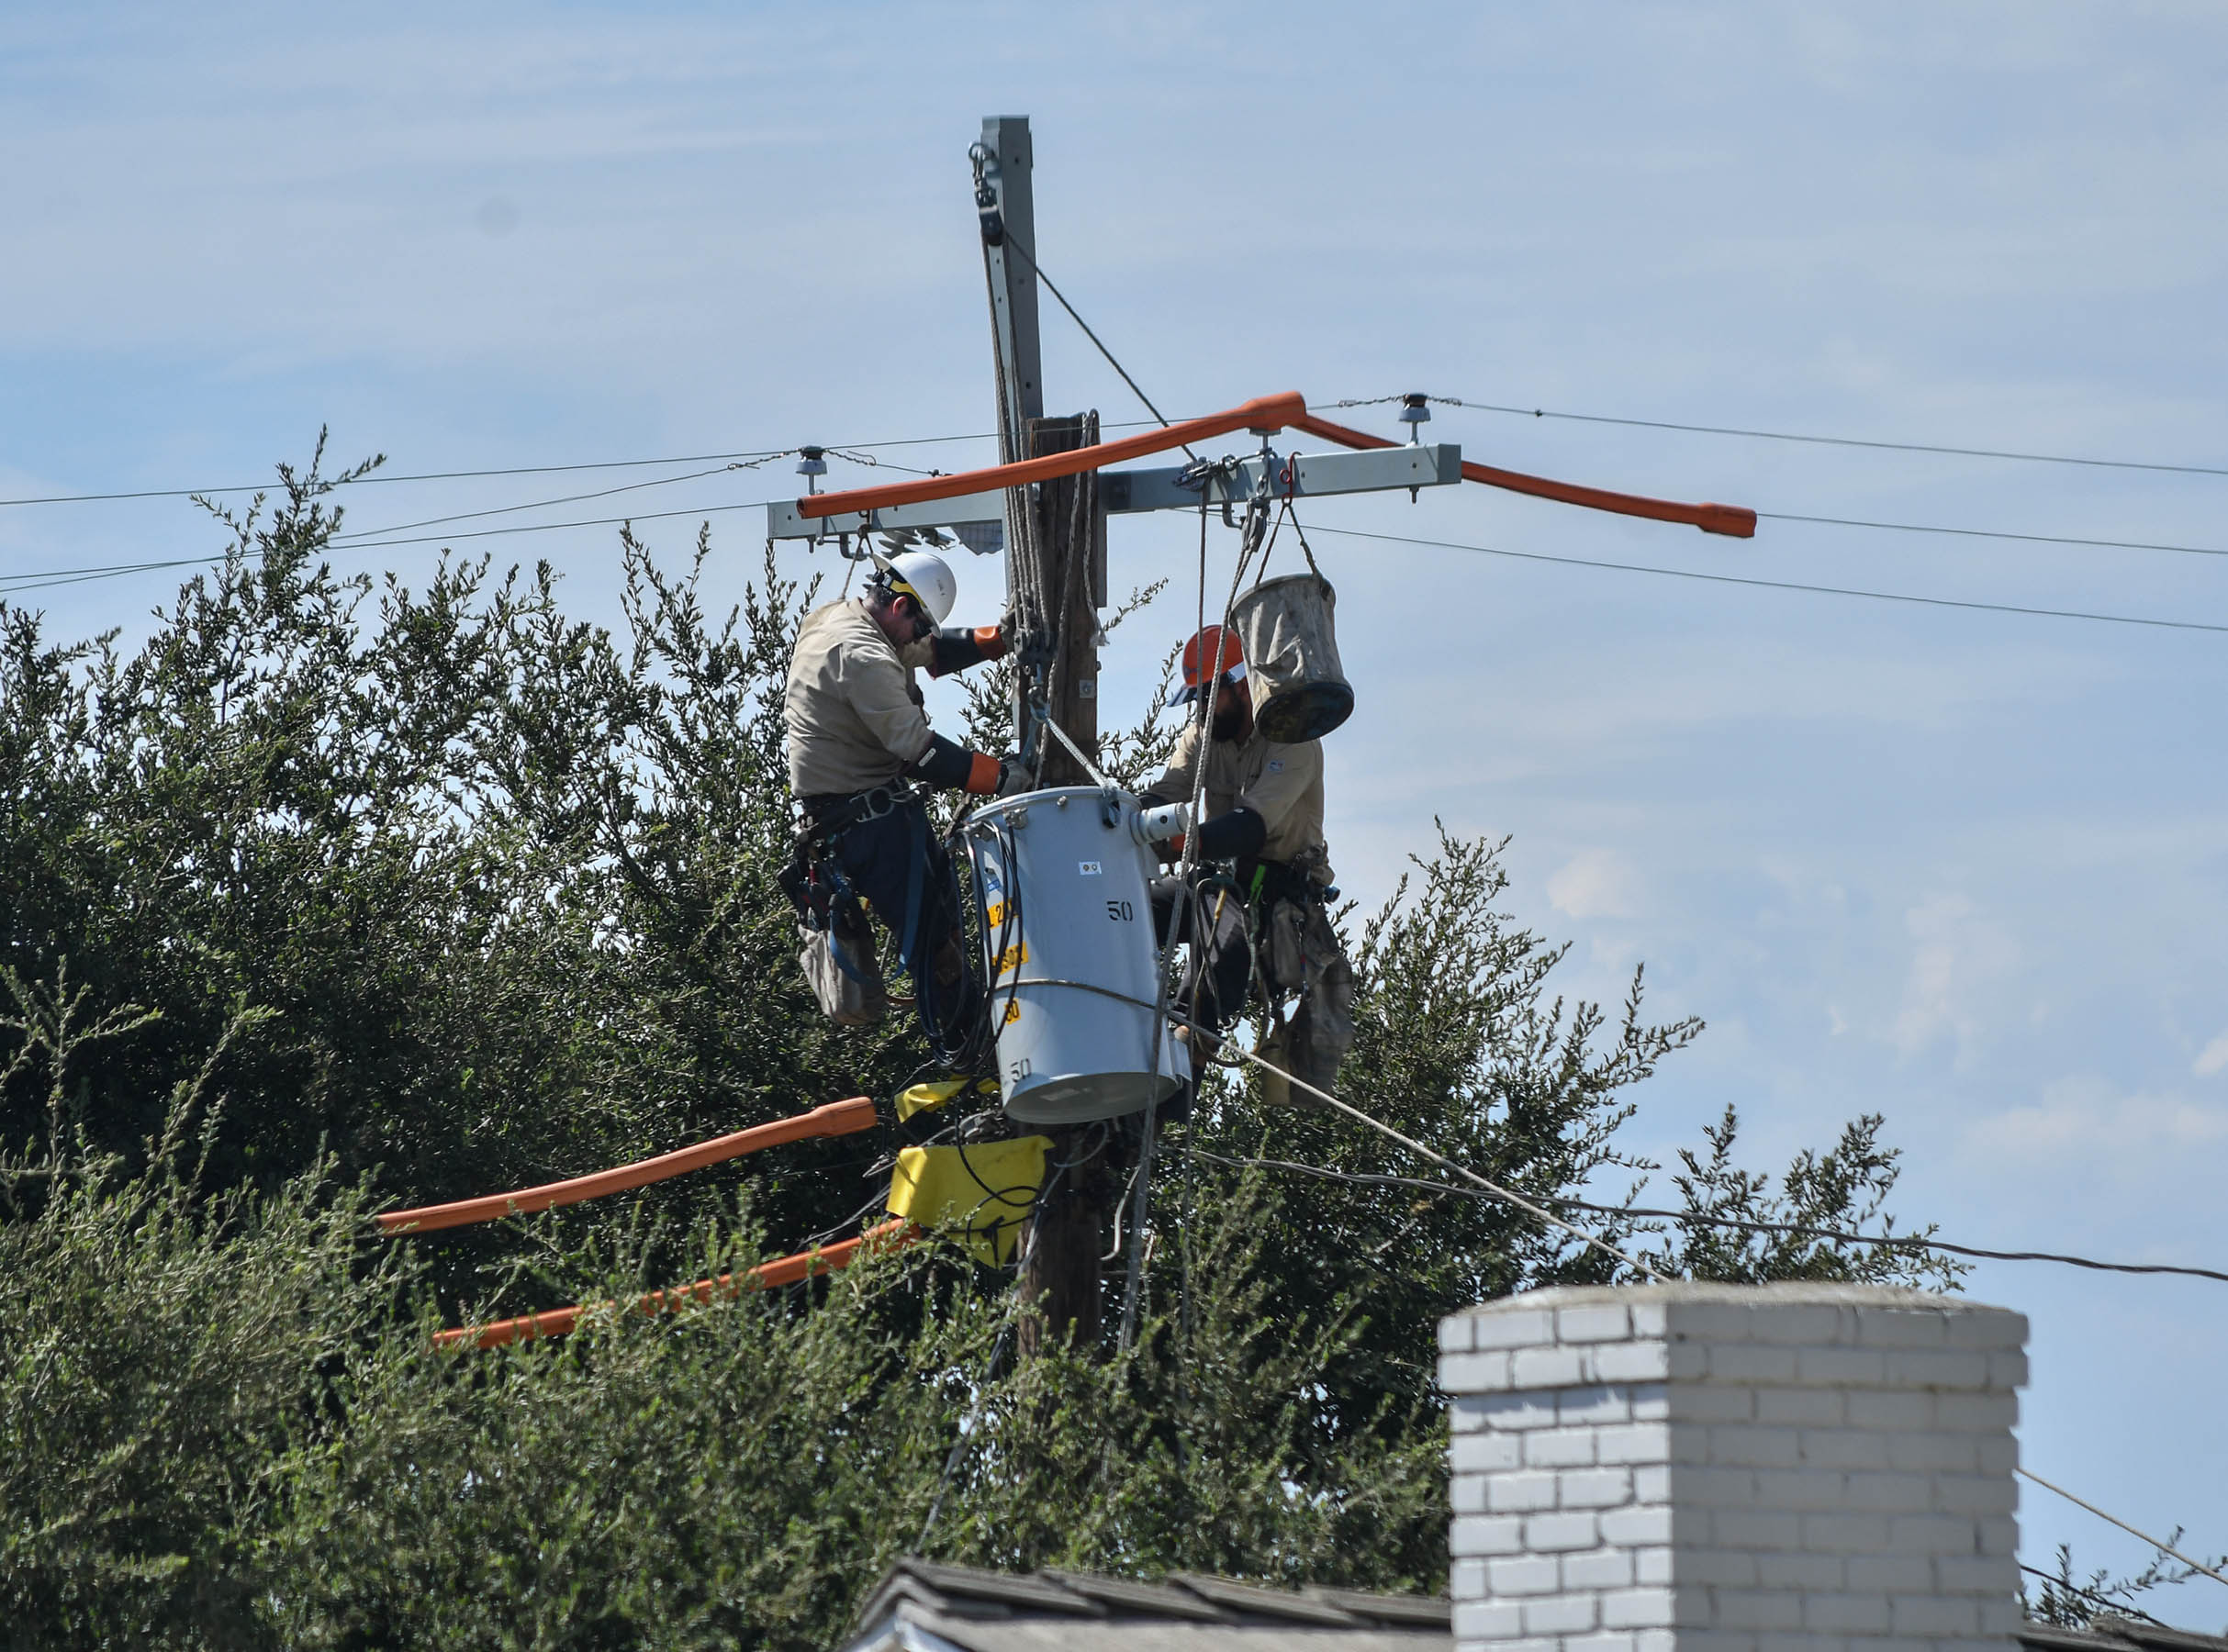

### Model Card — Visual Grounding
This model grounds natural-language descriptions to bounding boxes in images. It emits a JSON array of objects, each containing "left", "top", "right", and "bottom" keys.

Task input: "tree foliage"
[{"left": 0, "top": 444, "right": 1956, "bottom": 1647}]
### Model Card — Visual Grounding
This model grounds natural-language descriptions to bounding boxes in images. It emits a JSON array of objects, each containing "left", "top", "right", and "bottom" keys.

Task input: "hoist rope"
[
  {"left": 1016, "top": 974, "right": 1674, "bottom": 1284},
  {"left": 914, "top": 1220, "right": 1036, "bottom": 1554},
  {"left": 376, "top": 1097, "right": 879, "bottom": 1235},
  {"left": 433, "top": 1219, "right": 917, "bottom": 1351},
  {"left": 1119, "top": 485, "right": 1344, "bottom": 1345}
]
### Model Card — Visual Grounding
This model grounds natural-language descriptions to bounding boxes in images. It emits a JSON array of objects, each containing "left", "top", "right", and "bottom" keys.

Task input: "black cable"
[
  {"left": 944, "top": 967, "right": 2228, "bottom": 1288},
  {"left": 996, "top": 231, "right": 1196, "bottom": 463},
  {"left": 0, "top": 494, "right": 792, "bottom": 598},
  {"left": 1188, "top": 1149, "right": 2228, "bottom": 1286},
  {"left": 329, "top": 461, "right": 762, "bottom": 541},
  {"left": 0, "top": 430, "right": 1000, "bottom": 510},
  {"left": 1369, "top": 396, "right": 2228, "bottom": 480},
  {"left": 2016, "top": 1565, "right": 2172, "bottom": 1630},
  {"left": 1757, "top": 511, "right": 2228, "bottom": 562},
  {"left": 1305, "top": 523, "right": 2228, "bottom": 637}
]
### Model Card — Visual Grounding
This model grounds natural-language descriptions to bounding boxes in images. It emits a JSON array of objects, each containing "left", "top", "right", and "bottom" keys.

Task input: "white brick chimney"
[{"left": 1437, "top": 1283, "right": 2028, "bottom": 1652}]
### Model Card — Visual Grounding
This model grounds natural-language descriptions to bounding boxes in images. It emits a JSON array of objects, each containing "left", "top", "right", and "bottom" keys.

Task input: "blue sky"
[{"left": 5, "top": 2, "right": 2225, "bottom": 1619}]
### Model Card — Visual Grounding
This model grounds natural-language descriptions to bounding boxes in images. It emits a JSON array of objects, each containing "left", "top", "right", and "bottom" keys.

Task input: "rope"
[
  {"left": 915, "top": 1221, "right": 1037, "bottom": 1553},
  {"left": 1118, "top": 485, "right": 1260, "bottom": 1346},
  {"left": 2017, "top": 1468, "right": 2228, "bottom": 1591},
  {"left": 1015, "top": 977, "right": 1665, "bottom": 1284}
]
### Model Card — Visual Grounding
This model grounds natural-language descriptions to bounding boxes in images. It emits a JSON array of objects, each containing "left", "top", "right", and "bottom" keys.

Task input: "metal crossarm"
[{"left": 764, "top": 441, "right": 1464, "bottom": 541}]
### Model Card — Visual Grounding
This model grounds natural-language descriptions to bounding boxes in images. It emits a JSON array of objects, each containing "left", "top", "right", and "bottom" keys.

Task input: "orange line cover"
[
  {"left": 1292, "top": 413, "right": 1757, "bottom": 539},
  {"left": 434, "top": 1219, "right": 917, "bottom": 1350},
  {"left": 795, "top": 393, "right": 1308, "bottom": 520},
  {"left": 377, "top": 1097, "right": 879, "bottom": 1235}
]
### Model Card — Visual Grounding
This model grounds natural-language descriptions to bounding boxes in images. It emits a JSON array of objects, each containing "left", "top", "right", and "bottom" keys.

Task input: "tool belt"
[
  {"left": 797, "top": 782, "right": 910, "bottom": 842},
  {"left": 783, "top": 786, "right": 904, "bottom": 933}
]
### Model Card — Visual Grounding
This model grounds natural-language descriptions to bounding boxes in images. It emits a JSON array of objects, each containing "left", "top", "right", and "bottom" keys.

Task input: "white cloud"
[
  {"left": 1547, "top": 849, "right": 1640, "bottom": 921},
  {"left": 1963, "top": 1074, "right": 2228, "bottom": 1163},
  {"left": 2196, "top": 1032, "right": 2228, "bottom": 1078},
  {"left": 1890, "top": 892, "right": 2020, "bottom": 1065}
]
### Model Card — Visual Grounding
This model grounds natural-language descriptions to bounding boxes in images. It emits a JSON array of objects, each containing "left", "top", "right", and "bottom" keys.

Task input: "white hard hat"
[{"left": 875, "top": 547, "right": 957, "bottom": 627}]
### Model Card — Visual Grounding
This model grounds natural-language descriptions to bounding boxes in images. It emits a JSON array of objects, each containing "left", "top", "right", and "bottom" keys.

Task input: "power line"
[
  {"left": 2017, "top": 1563, "right": 2172, "bottom": 1630},
  {"left": 1757, "top": 510, "right": 2228, "bottom": 562},
  {"left": 1342, "top": 395, "right": 2228, "bottom": 480},
  {"left": 2019, "top": 1468, "right": 2228, "bottom": 1592},
  {"left": 328, "top": 462, "right": 757, "bottom": 542},
  {"left": 1307, "top": 523, "right": 2228, "bottom": 637},
  {"left": 0, "top": 431, "right": 998, "bottom": 510},
  {"left": 326, "top": 447, "right": 944, "bottom": 545},
  {"left": 1189, "top": 1151, "right": 2228, "bottom": 1286},
  {"left": 0, "top": 494, "right": 791, "bottom": 598}
]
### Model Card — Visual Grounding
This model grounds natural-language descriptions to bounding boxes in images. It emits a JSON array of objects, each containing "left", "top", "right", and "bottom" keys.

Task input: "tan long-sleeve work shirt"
[
  {"left": 783, "top": 600, "right": 935, "bottom": 798},
  {"left": 1145, "top": 722, "right": 1332, "bottom": 885}
]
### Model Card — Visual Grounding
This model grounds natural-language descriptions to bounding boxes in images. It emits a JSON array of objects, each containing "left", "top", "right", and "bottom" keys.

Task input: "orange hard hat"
[{"left": 1173, "top": 625, "right": 1247, "bottom": 706}]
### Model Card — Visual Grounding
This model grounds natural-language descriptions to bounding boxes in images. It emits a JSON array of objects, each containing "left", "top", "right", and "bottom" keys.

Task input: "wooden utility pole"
[
  {"left": 1015, "top": 413, "right": 1111, "bottom": 1354},
  {"left": 979, "top": 116, "right": 1115, "bottom": 1353}
]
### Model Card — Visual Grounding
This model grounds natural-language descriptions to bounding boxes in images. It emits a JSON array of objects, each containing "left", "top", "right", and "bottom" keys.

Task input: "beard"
[{"left": 1211, "top": 706, "right": 1248, "bottom": 742}]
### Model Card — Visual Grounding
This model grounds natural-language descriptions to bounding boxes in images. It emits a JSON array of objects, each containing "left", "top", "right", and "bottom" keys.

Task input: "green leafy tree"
[{"left": 0, "top": 442, "right": 1961, "bottom": 1649}]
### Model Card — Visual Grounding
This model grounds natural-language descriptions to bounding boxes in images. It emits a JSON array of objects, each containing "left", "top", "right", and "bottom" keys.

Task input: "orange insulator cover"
[
  {"left": 433, "top": 1220, "right": 918, "bottom": 1351},
  {"left": 796, "top": 393, "right": 1309, "bottom": 520},
  {"left": 1292, "top": 413, "right": 1757, "bottom": 539},
  {"left": 378, "top": 1097, "right": 879, "bottom": 1235}
]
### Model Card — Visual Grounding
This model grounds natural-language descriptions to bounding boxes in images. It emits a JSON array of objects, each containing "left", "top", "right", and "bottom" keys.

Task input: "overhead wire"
[
  {"left": 996, "top": 974, "right": 2228, "bottom": 1291},
  {"left": 1754, "top": 510, "right": 2228, "bottom": 563},
  {"left": 329, "top": 446, "right": 938, "bottom": 544},
  {"left": 1343, "top": 395, "right": 2228, "bottom": 480},
  {"left": 2018, "top": 1468, "right": 2228, "bottom": 1592},
  {"left": 328, "top": 461, "right": 768, "bottom": 542},
  {"left": 1305, "top": 523, "right": 2228, "bottom": 637},
  {"left": 1185, "top": 1150, "right": 2228, "bottom": 1286},
  {"left": 0, "top": 431, "right": 1001, "bottom": 510},
  {"left": 2014, "top": 1565, "right": 2171, "bottom": 1630},
  {"left": 0, "top": 495, "right": 795, "bottom": 598}
]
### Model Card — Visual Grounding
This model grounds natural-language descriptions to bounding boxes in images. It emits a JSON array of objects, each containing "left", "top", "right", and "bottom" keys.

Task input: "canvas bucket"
[{"left": 1228, "top": 573, "right": 1354, "bottom": 742}]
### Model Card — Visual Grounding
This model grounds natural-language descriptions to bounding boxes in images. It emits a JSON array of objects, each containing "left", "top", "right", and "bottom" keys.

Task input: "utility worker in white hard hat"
[
  {"left": 781, "top": 547, "right": 1016, "bottom": 1056},
  {"left": 1139, "top": 624, "right": 1336, "bottom": 1055}
]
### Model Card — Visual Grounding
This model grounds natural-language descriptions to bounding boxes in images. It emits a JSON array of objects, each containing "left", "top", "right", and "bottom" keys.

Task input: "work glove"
[{"left": 995, "top": 757, "right": 1033, "bottom": 797}]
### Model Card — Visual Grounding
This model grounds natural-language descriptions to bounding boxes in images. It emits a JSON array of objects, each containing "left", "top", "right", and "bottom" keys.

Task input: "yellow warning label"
[
  {"left": 984, "top": 900, "right": 1008, "bottom": 928},
  {"left": 993, "top": 940, "right": 1029, "bottom": 977},
  {"left": 1002, "top": 999, "right": 1022, "bottom": 1025}
]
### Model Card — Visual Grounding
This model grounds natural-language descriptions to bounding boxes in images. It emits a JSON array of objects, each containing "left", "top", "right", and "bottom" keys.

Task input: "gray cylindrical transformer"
[{"left": 963, "top": 785, "right": 1186, "bottom": 1125}]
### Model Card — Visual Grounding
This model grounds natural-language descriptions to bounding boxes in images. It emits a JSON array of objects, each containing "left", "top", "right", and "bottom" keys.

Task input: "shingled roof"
[
  {"left": 844, "top": 1560, "right": 1450, "bottom": 1652},
  {"left": 845, "top": 1565, "right": 2228, "bottom": 1652},
  {"left": 2019, "top": 1618, "right": 2228, "bottom": 1652}
]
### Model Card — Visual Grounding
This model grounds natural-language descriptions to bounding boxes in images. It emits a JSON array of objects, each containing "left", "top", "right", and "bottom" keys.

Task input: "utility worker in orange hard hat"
[{"left": 1139, "top": 623, "right": 1338, "bottom": 1070}]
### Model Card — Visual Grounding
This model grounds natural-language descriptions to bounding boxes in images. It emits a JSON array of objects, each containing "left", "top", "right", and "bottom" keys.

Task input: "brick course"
[{"left": 1439, "top": 1284, "right": 2027, "bottom": 1652}]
